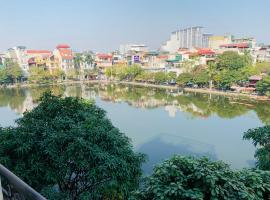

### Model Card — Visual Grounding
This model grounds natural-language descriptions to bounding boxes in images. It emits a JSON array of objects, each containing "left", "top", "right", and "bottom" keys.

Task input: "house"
[
  {"left": 248, "top": 75, "right": 262, "bottom": 87},
  {"left": 95, "top": 53, "right": 113, "bottom": 68},
  {"left": 53, "top": 44, "right": 74, "bottom": 72}
]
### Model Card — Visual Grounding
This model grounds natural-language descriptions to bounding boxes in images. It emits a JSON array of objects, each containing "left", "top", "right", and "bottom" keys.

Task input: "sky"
[{"left": 0, "top": 0, "right": 270, "bottom": 52}]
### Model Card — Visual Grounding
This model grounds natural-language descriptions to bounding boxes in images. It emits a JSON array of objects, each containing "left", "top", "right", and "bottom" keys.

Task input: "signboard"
[{"left": 133, "top": 55, "right": 140, "bottom": 63}]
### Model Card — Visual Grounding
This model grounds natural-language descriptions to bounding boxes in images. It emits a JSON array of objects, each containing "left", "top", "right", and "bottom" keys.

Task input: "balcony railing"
[{"left": 0, "top": 164, "right": 47, "bottom": 200}]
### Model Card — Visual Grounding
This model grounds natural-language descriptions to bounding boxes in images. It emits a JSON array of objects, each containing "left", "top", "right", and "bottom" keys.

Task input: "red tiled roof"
[
  {"left": 56, "top": 44, "right": 71, "bottom": 49},
  {"left": 197, "top": 48, "right": 215, "bottom": 55},
  {"left": 97, "top": 54, "right": 112, "bottom": 59},
  {"left": 249, "top": 75, "right": 262, "bottom": 81},
  {"left": 59, "top": 49, "right": 73, "bottom": 60},
  {"left": 27, "top": 50, "right": 52, "bottom": 54},
  {"left": 220, "top": 43, "right": 249, "bottom": 48}
]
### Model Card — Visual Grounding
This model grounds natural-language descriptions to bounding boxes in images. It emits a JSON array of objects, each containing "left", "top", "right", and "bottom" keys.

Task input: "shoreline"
[{"left": 1, "top": 80, "right": 269, "bottom": 101}]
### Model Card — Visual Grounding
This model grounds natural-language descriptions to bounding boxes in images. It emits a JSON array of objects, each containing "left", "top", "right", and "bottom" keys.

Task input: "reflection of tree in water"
[
  {"left": 96, "top": 84, "right": 270, "bottom": 122},
  {"left": 29, "top": 85, "right": 66, "bottom": 102},
  {"left": 0, "top": 88, "right": 27, "bottom": 111},
  {"left": 253, "top": 102, "right": 270, "bottom": 124},
  {"left": 138, "top": 135, "right": 217, "bottom": 174},
  {"left": 1, "top": 83, "right": 270, "bottom": 124}
]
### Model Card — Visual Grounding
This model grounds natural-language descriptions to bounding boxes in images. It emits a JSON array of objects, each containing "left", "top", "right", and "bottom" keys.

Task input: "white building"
[
  {"left": 6, "top": 46, "right": 29, "bottom": 73},
  {"left": 161, "top": 26, "right": 210, "bottom": 53},
  {"left": 119, "top": 44, "right": 148, "bottom": 55}
]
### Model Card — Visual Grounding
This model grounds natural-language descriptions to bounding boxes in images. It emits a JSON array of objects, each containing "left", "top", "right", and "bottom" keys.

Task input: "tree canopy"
[
  {"left": 256, "top": 76, "right": 270, "bottom": 96},
  {"left": 0, "top": 58, "right": 24, "bottom": 84},
  {"left": 0, "top": 92, "right": 145, "bottom": 199},
  {"left": 133, "top": 156, "right": 270, "bottom": 200},
  {"left": 216, "top": 51, "right": 251, "bottom": 71},
  {"left": 243, "top": 125, "right": 270, "bottom": 170}
]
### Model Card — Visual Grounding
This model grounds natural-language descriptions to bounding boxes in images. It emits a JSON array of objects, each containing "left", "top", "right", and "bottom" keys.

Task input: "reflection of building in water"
[
  {"left": 13, "top": 91, "right": 35, "bottom": 114},
  {"left": 178, "top": 103, "right": 208, "bottom": 118},
  {"left": 165, "top": 105, "right": 178, "bottom": 118},
  {"left": 80, "top": 84, "right": 96, "bottom": 100}
]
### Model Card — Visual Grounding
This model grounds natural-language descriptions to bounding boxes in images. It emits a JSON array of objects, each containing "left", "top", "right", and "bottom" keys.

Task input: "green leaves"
[
  {"left": 256, "top": 76, "right": 270, "bottom": 96},
  {"left": 244, "top": 125, "right": 270, "bottom": 170},
  {"left": 0, "top": 92, "right": 145, "bottom": 199},
  {"left": 133, "top": 156, "right": 270, "bottom": 200}
]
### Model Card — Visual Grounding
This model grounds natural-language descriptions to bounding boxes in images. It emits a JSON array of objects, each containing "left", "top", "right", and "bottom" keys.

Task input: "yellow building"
[{"left": 208, "top": 35, "right": 232, "bottom": 50}]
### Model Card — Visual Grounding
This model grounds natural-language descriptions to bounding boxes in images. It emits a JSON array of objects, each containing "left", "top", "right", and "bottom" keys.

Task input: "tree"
[
  {"left": 84, "top": 54, "right": 94, "bottom": 66},
  {"left": 51, "top": 68, "right": 65, "bottom": 81},
  {"left": 0, "top": 92, "right": 145, "bottom": 199},
  {"left": 216, "top": 51, "right": 248, "bottom": 70},
  {"left": 0, "top": 58, "right": 24, "bottom": 84},
  {"left": 167, "top": 71, "right": 177, "bottom": 81},
  {"left": 154, "top": 72, "right": 167, "bottom": 84},
  {"left": 66, "top": 68, "right": 79, "bottom": 80},
  {"left": 133, "top": 156, "right": 270, "bottom": 200},
  {"left": 193, "top": 70, "right": 209, "bottom": 87},
  {"left": 73, "top": 53, "right": 83, "bottom": 70},
  {"left": 28, "top": 67, "right": 52, "bottom": 83},
  {"left": 243, "top": 125, "right": 270, "bottom": 170},
  {"left": 176, "top": 73, "right": 193, "bottom": 86},
  {"left": 256, "top": 76, "right": 270, "bottom": 96}
]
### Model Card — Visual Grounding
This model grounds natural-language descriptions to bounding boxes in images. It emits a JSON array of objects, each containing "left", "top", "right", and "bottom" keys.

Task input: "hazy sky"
[{"left": 1, "top": 0, "right": 269, "bottom": 52}]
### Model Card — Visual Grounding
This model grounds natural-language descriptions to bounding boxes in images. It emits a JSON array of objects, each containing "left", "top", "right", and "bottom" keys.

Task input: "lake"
[{"left": 1, "top": 83, "right": 270, "bottom": 174}]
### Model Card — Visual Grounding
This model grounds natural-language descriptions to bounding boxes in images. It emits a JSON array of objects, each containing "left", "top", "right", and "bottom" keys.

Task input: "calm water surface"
[{"left": 1, "top": 83, "right": 270, "bottom": 173}]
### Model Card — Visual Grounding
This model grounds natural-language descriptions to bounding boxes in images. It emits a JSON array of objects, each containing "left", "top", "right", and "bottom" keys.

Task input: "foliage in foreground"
[
  {"left": 0, "top": 92, "right": 145, "bottom": 199},
  {"left": 244, "top": 125, "right": 270, "bottom": 170},
  {"left": 132, "top": 156, "right": 270, "bottom": 200}
]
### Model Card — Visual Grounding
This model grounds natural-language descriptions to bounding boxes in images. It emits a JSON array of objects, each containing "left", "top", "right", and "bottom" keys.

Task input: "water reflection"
[
  {"left": 1, "top": 83, "right": 269, "bottom": 124},
  {"left": 0, "top": 83, "right": 269, "bottom": 171},
  {"left": 138, "top": 134, "right": 217, "bottom": 174}
]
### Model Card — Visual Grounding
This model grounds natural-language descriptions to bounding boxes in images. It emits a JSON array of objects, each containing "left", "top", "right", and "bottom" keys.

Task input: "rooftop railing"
[{"left": 0, "top": 164, "right": 47, "bottom": 200}]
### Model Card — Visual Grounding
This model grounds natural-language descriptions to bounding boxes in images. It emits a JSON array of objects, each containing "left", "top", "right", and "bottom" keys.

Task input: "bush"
[{"left": 133, "top": 156, "right": 270, "bottom": 200}]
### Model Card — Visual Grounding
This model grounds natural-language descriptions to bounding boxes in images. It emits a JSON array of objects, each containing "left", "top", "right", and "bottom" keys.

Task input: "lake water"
[{"left": 1, "top": 83, "right": 270, "bottom": 174}]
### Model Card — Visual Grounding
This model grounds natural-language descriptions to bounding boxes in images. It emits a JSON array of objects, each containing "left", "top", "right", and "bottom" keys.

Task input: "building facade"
[
  {"left": 6, "top": 46, "right": 29, "bottom": 73},
  {"left": 161, "top": 26, "right": 209, "bottom": 53},
  {"left": 53, "top": 44, "right": 74, "bottom": 72}
]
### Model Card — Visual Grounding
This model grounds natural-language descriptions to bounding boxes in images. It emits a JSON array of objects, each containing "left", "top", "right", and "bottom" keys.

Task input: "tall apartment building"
[{"left": 161, "top": 26, "right": 210, "bottom": 53}]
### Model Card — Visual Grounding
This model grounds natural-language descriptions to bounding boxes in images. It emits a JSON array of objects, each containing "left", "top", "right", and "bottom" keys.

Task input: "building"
[
  {"left": 95, "top": 53, "right": 113, "bottom": 68},
  {"left": 253, "top": 45, "right": 270, "bottom": 62},
  {"left": 53, "top": 44, "right": 74, "bottom": 72},
  {"left": 208, "top": 35, "right": 232, "bottom": 50},
  {"left": 119, "top": 44, "right": 148, "bottom": 55},
  {"left": 26, "top": 50, "right": 53, "bottom": 68},
  {"left": 6, "top": 46, "right": 29, "bottom": 73},
  {"left": 161, "top": 26, "right": 210, "bottom": 53}
]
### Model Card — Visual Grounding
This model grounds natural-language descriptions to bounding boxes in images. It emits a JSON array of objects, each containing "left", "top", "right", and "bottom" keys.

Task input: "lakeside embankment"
[{"left": 1, "top": 80, "right": 269, "bottom": 101}]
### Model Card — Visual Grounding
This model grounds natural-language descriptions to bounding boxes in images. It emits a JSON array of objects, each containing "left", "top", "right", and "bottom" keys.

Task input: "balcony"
[{"left": 0, "top": 164, "right": 46, "bottom": 200}]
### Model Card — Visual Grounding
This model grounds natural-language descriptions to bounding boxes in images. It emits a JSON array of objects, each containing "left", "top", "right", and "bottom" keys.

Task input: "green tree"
[
  {"left": 154, "top": 72, "right": 167, "bottom": 84},
  {"left": 0, "top": 93, "right": 145, "bottom": 199},
  {"left": 176, "top": 73, "right": 193, "bottom": 86},
  {"left": 0, "top": 58, "right": 24, "bottom": 83},
  {"left": 133, "top": 156, "right": 270, "bottom": 200},
  {"left": 28, "top": 67, "right": 52, "bottom": 83},
  {"left": 66, "top": 68, "right": 79, "bottom": 80},
  {"left": 243, "top": 125, "right": 270, "bottom": 170},
  {"left": 73, "top": 53, "right": 83, "bottom": 70},
  {"left": 256, "top": 76, "right": 270, "bottom": 96},
  {"left": 216, "top": 51, "right": 249, "bottom": 70},
  {"left": 167, "top": 71, "right": 177, "bottom": 81},
  {"left": 193, "top": 70, "right": 209, "bottom": 87}
]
